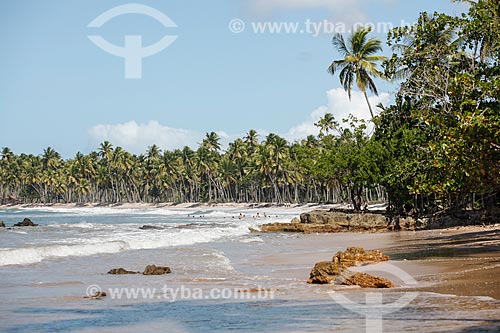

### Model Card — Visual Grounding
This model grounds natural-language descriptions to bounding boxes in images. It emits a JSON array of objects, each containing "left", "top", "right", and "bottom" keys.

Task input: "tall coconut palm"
[{"left": 328, "top": 27, "right": 387, "bottom": 120}]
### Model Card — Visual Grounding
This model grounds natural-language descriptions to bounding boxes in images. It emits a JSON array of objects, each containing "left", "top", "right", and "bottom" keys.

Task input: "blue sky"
[{"left": 0, "top": 0, "right": 465, "bottom": 157}]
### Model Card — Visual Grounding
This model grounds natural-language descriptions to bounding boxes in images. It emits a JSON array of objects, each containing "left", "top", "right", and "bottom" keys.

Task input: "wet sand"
[
  {"left": 380, "top": 226, "right": 500, "bottom": 299},
  {"left": 243, "top": 225, "right": 500, "bottom": 299}
]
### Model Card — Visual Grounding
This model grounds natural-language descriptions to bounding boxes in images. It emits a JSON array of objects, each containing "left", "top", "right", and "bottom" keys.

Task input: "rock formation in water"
[
  {"left": 107, "top": 268, "right": 140, "bottom": 274},
  {"left": 142, "top": 264, "right": 172, "bottom": 275},
  {"left": 307, "top": 247, "right": 394, "bottom": 288},
  {"left": 13, "top": 218, "right": 38, "bottom": 227},
  {"left": 107, "top": 265, "right": 172, "bottom": 275}
]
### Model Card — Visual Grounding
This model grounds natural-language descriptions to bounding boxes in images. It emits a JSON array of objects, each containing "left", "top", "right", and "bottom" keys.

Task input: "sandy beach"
[
  {"left": 1, "top": 204, "right": 499, "bottom": 332},
  {"left": 2, "top": 203, "right": 498, "bottom": 300},
  {"left": 0, "top": 201, "right": 366, "bottom": 211}
]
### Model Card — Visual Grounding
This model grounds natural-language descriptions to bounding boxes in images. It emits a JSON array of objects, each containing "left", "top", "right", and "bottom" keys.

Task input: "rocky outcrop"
[
  {"left": 107, "top": 265, "right": 172, "bottom": 275},
  {"left": 143, "top": 265, "right": 172, "bottom": 275},
  {"left": 301, "top": 210, "right": 389, "bottom": 230},
  {"left": 333, "top": 247, "right": 389, "bottom": 267},
  {"left": 307, "top": 261, "right": 343, "bottom": 284},
  {"left": 339, "top": 271, "right": 394, "bottom": 288},
  {"left": 13, "top": 218, "right": 38, "bottom": 227},
  {"left": 258, "top": 210, "right": 389, "bottom": 233},
  {"left": 259, "top": 222, "right": 344, "bottom": 233},
  {"left": 0, "top": 221, "right": 5, "bottom": 228},
  {"left": 108, "top": 268, "right": 140, "bottom": 274},
  {"left": 258, "top": 208, "right": 498, "bottom": 234},
  {"left": 308, "top": 247, "right": 393, "bottom": 288}
]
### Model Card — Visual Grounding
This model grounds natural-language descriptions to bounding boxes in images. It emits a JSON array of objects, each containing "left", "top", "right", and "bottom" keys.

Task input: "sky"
[{"left": 0, "top": 0, "right": 466, "bottom": 157}]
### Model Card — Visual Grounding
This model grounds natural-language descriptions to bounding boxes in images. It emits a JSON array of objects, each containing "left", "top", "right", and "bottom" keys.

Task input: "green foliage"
[{"left": 378, "top": 0, "right": 500, "bottom": 212}]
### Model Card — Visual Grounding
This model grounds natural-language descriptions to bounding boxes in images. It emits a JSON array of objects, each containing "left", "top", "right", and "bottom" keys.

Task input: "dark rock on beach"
[
  {"left": 307, "top": 261, "right": 343, "bottom": 284},
  {"left": 339, "top": 271, "right": 394, "bottom": 288},
  {"left": 308, "top": 247, "right": 393, "bottom": 288},
  {"left": 143, "top": 265, "right": 172, "bottom": 275},
  {"left": 107, "top": 268, "right": 140, "bottom": 275},
  {"left": 333, "top": 247, "right": 389, "bottom": 267},
  {"left": 300, "top": 210, "right": 387, "bottom": 229},
  {"left": 258, "top": 222, "right": 343, "bottom": 233},
  {"left": 256, "top": 208, "right": 497, "bottom": 234},
  {"left": 107, "top": 265, "right": 172, "bottom": 275},
  {"left": 0, "top": 220, "right": 5, "bottom": 227},
  {"left": 259, "top": 210, "right": 389, "bottom": 233},
  {"left": 13, "top": 218, "right": 38, "bottom": 227}
]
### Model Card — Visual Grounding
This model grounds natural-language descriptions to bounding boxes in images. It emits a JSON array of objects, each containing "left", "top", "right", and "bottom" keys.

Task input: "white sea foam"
[
  {"left": 16, "top": 206, "right": 192, "bottom": 216},
  {"left": 211, "top": 251, "right": 236, "bottom": 272},
  {"left": 15, "top": 206, "right": 304, "bottom": 218},
  {"left": 0, "top": 221, "right": 259, "bottom": 266},
  {"left": 0, "top": 241, "right": 129, "bottom": 266},
  {"left": 239, "top": 237, "right": 264, "bottom": 243}
]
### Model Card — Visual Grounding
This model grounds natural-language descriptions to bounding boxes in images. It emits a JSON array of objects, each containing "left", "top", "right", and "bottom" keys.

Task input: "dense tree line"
[
  {"left": 0, "top": 125, "right": 386, "bottom": 207},
  {"left": 1, "top": 0, "right": 498, "bottom": 214},
  {"left": 378, "top": 0, "right": 499, "bottom": 214}
]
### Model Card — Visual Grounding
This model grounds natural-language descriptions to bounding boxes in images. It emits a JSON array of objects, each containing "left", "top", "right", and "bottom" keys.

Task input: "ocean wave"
[
  {"left": 16, "top": 206, "right": 193, "bottom": 216},
  {"left": 0, "top": 241, "right": 129, "bottom": 266},
  {"left": 0, "top": 221, "right": 259, "bottom": 266}
]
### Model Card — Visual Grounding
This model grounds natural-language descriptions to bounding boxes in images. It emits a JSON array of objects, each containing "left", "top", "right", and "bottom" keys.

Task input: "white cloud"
[
  {"left": 285, "top": 88, "right": 390, "bottom": 141},
  {"left": 87, "top": 89, "right": 389, "bottom": 153},
  {"left": 88, "top": 121, "right": 203, "bottom": 154}
]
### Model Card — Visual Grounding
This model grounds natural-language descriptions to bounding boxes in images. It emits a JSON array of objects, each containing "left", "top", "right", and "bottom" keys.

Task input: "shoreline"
[
  {"left": 1, "top": 203, "right": 498, "bottom": 300},
  {"left": 0, "top": 202, "right": 354, "bottom": 210},
  {"left": 379, "top": 227, "right": 500, "bottom": 300},
  {"left": 0, "top": 202, "right": 390, "bottom": 211}
]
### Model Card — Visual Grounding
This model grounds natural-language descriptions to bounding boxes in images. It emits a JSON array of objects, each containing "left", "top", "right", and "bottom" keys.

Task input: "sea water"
[{"left": 0, "top": 207, "right": 499, "bottom": 332}]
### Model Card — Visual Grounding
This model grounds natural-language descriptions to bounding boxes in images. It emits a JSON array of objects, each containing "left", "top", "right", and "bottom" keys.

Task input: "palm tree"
[
  {"left": 328, "top": 27, "right": 387, "bottom": 120},
  {"left": 202, "top": 132, "right": 221, "bottom": 153},
  {"left": 314, "top": 113, "right": 337, "bottom": 137}
]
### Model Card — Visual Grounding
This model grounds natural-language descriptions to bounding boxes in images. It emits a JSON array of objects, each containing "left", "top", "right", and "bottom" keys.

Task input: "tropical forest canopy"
[{"left": 1, "top": 0, "right": 499, "bottom": 214}]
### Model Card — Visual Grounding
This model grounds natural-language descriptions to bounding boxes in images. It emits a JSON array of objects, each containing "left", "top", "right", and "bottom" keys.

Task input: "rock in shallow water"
[
  {"left": 13, "top": 218, "right": 38, "bottom": 227},
  {"left": 107, "top": 265, "right": 172, "bottom": 275},
  {"left": 307, "top": 247, "right": 393, "bottom": 288},
  {"left": 307, "top": 261, "right": 343, "bottom": 284},
  {"left": 107, "top": 268, "right": 140, "bottom": 275},
  {"left": 139, "top": 225, "right": 164, "bottom": 230},
  {"left": 0, "top": 220, "right": 5, "bottom": 227},
  {"left": 142, "top": 265, "right": 172, "bottom": 275},
  {"left": 339, "top": 271, "right": 394, "bottom": 288}
]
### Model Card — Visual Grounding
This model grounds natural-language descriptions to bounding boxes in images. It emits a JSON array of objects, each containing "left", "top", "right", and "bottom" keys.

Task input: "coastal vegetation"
[{"left": 0, "top": 0, "right": 498, "bottom": 215}]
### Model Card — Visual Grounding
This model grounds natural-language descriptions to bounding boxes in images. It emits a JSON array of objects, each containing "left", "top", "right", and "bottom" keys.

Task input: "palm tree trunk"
[{"left": 363, "top": 90, "right": 375, "bottom": 120}]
